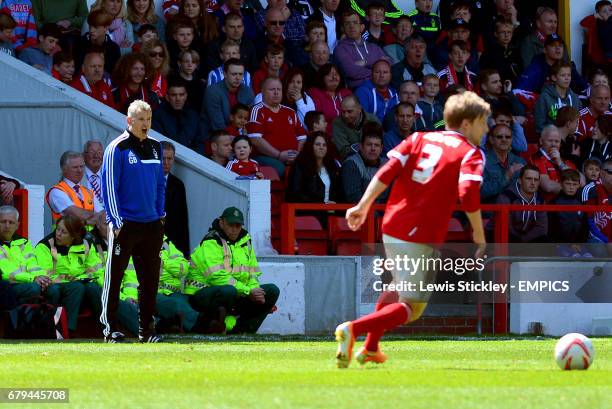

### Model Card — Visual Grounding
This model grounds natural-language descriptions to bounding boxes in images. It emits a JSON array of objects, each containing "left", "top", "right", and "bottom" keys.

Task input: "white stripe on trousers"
[{"left": 100, "top": 223, "right": 115, "bottom": 337}]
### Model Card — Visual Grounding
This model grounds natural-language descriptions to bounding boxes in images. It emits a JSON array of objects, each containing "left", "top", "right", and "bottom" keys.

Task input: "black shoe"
[
  {"left": 105, "top": 331, "right": 130, "bottom": 343},
  {"left": 139, "top": 333, "right": 163, "bottom": 343}
]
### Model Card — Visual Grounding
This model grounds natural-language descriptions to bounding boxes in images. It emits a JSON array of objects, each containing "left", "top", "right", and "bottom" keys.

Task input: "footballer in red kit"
[{"left": 335, "top": 91, "right": 491, "bottom": 368}]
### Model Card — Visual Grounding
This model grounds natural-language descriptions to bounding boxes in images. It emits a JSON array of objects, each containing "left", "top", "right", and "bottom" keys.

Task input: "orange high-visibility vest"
[{"left": 45, "top": 181, "right": 95, "bottom": 221}]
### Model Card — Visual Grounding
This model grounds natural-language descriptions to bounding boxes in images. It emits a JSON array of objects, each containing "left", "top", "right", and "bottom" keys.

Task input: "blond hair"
[
  {"left": 90, "top": 0, "right": 127, "bottom": 19},
  {"left": 443, "top": 91, "right": 491, "bottom": 128},
  {"left": 127, "top": 100, "right": 152, "bottom": 118}
]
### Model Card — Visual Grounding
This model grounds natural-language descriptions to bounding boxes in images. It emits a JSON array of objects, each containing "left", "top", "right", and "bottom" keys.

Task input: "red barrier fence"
[{"left": 13, "top": 189, "right": 28, "bottom": 239}]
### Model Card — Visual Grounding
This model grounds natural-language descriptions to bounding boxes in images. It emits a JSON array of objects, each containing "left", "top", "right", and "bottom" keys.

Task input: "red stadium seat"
[
  {"left": 259, "top": 166, "right": 280, "bottom": 181},
  {"left": 328, "top": 216, "right": 362, "bottom": 255},
  {"left": 295, "top": 216, "right": 328, "bottom": 255},
  {"left": 445, "top": 217, "right": 472, "bottom": 242}
]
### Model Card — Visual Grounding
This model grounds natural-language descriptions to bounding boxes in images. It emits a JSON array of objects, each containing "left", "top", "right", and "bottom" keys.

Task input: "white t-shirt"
[{"left": 319, "top": 166, "right": 331, "bottom": 203}]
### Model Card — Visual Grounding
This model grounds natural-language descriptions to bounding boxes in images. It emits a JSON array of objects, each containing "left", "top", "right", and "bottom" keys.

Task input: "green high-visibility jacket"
[
  {"left": 0, "top": 236, "right": 44, "bottom": 283},
  {"left": 120, "top": 262, "right": 139, "bottom": 302},
  {"left": 186, "top": 220, "right": 261, "bottom": 296},
  {"left": 34, "top": 233, "right": 104, "bottom": 283}
]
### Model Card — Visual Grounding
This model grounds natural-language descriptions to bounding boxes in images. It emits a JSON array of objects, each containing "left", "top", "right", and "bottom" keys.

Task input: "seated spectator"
[
  {"left": 287, "top": 131, "right": 342, "bottom": 203},
  {"left": 112, "top": 52, "right": 161, "bottom": 114},
  {"left": 308, "top": 63, "right": 351, "bottom": 134},
  {"left": 252, "top": 44, "right": 288, "bottom": 95},
  {"left": 225, "top": 102, "right": 250, "bottom": 137},
  {"left": 554, "top": 106, "right": 581, "bottom": 167},
  {"left": 254, "top": 0, "right": 305, "bottom": 65},
  {"left": 248, "top": 77, "right": 307, "bottom": 177},
  {"left": 482, "top": 106, "right": 527, "bottom": 153},
  {"left": 153, "top": 77, "right": 203, "bottom": 154},
  {"left": 176, "top": 49, "right": 204, "bottom": 113},
  {"left": 226, "top": 136, "right": 263, "bottom": 179},
  {"left": 354, "top": 59, "right": 399, "bottom": 123},
  {"left": 161, "top": 141, "right": 190, "bottom": 257},
  {"left": 69, "top": 49, "right": 116, "bottom": 109},
  {"left": 383, "top": 15, "right": 414, "bottom": 65},
  {"left": 204, "top": 12, "right": 258, "bottom": 75},
  {"left": 187, "top": 206, "right": 280, "bottom": 333},
  {"left": 34, "top": 214, "right": 104, "bottom": 333},
  {"left": 481, "top": 124, "right": 526, "bottom": 203},
  {"left": 83, "top": 0, "right": 134, "bottom": 55},
  {"left": 384, "top": 80, "right": 426, "bottom": 131},
  {"left": 549, "top": 169, "right": 590, "bottom": 256},
  {"left": 282, "top": 67, "right": 315, "bottom": 127},
  {"left": 516, "top": 34, "right": 587, "bottom": 94},
  {"left": 306, "top": 0, "right": 341, "bottom": 53},
  {"left": 0, "top": 11, "right": 17, "bottom": 56},
  {"left": 132, "top": 23, "right": 158, "bottom": 52},
  {"left": 166, "top": 18, "right": 200, "bottom": 71},
  {"left": 577, "top": 85, "right": 611, "bottom": 141},
  {"left": 332, "top": 95, "right": 380, "bottom": 159},
  {"left": 213, "top": 0, "right": 258, "bottom": 42},
  {"left": 0, "top": 205, "right": 46, "bottom": 303},
  {"left": 342, "top": 122, "right": 388, "bottom": 203},
  {"left": 46, "top": 150, "right": 105, "bottom": 229},
  {"left": 390, "top": 34, "right": 436, "bottom": 89},
  {"left": 407, "top": 0, "right": 441, "bottom": 48},
  {"left": 364, "top": 1, "right": 393, "bottom": 48},
  {"left": 31, "top": 0, "right": 87, "bottom": 45},
  {"left": 208, "top": 130, "right": 233, "bottom": 168},
  {"left": 431, "top": 18, "right": 479, "bottom": 73},
  {"left": 0, "top": 174, "right": 20, "bottom": 205},
  {"left": 203, "top": 58, "right": 254, "bottom": 135},
  {"left": 333, "top": 9, "right": 386, "bottom": 89},
  {"left": 51, "top": 50, "right": 75, "bottom": 84},
  {"left": 141, "top": 39, "right": 170, "bottom": 98},
  {"left": 535, "top": 62, "right": 582, "bottom": 134},
  {"left": 530, "top": 125, "right": 578, "bottom": 202},
  {"left": 479, "top": 18, "right": 522, "bottom": 87},
  {"left": 81, "top": 139, "right": 105, "bottom": 210},
  {"left": 478, "top": 69, "right": 525, "bottom": 117},
  {"left": 580, "top": 115, "right": 612, "bottom": 165},
  {"left": 254, "top": 6, "right": 288, "bottom": 62},
  {"left": 597, "top": 2, "right": 612, "bottom": 61},
  {"left": 437, "top": 40, "right": 476, "bottom": 92},
  {"left": 417, "top": 74, "right": 443, "bottom": 130},
  {"left": 583, "top": 158, "right": 602, "bottom": 184},
  {"left": 496, "top": 164, "right": 548, "bottom": 243},
  {"left": 383, "top": 101, "right": 415, "bottom": 155},
  {"left": 207, "top": 39, "right": 252, "bottom": 89},
  {"left": 18, "top": 22, "right": 60, "bottom": 74},
  {"left": 73, "top": 10, "right": 120, "bottom": 75},
  {"left": 303, "top": 21, "right": 327, "bottom": 60},
  {"left": 126, "top": 0, "right": 166, "bottom": 44},
  {"left": 582, "top": 159, "right": 612, "bottom": 256},
  {"left": 304, "top": 110, "right": 327, "bottom": 133},
  {"left": 1, "top": 0, "right": 36, "bottom": 52},
  {"left": 520, "top": 6, "right": 566, "bottom": 67},
  {"left": 439, "top": 0, "right": 492, "bottom": 38},
  {"left": 301, "top": 40, "right": 330, "bottom": 89}
]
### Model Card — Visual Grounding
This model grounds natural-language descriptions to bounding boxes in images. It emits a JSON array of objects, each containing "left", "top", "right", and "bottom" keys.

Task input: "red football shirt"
[
  {"left": 226, "top": 159, "right": 260, "bottom": 176},
  {"left": 247, "top": 102, "right": 307, "bottom": 152},
  {"left": 530, "top": 149, "right": 577, "bottom": 202},
  {"left": 576, "top": 107, "right": 612, "bottom": 141},
  {"left": 376, "top": 131, "right": 484, "bottom": 243},
  {"left": 69, "top": 74, "right": 116, "bottom": 109}
]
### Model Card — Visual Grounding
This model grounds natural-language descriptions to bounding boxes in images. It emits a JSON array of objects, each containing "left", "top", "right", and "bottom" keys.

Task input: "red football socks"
[{"left": 352, "top": 302, "right": 411, "bottom": 351}]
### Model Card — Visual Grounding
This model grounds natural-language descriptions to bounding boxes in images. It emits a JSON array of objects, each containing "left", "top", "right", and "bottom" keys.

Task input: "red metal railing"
[
  {"left": 13, "top": 189, "right": 28, "bottom": 238},
  {"left": 280, "top": 202, "right": 612, "bottom": 333}
]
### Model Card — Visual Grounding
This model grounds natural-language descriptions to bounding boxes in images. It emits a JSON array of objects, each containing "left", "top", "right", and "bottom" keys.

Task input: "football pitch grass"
[{"left": 0, "top": 336, "right": 610, "bottom": 409}]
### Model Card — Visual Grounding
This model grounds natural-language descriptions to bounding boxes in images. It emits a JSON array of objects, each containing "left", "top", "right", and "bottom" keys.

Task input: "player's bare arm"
[{"left": 346, "top": 176, "right": 388, "bottom": 231}]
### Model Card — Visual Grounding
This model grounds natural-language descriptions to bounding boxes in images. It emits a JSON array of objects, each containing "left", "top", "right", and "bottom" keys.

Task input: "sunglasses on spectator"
[
  {"left": 268, "top": 20, "right": 286, "bottom": 26},
  {"left": 149, "top": 52, "right": 164, "bottom": 58},
  {"left": 494, "top": 134, "right": 512, "bottom": 139},
  {"left": 603, "top": 169, "right": 612, "bottom": 175}
]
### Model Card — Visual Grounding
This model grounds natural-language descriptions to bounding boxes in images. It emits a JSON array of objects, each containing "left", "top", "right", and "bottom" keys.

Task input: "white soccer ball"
[{"left": 554, "top": 333, "right": 594, "bottom": 370}]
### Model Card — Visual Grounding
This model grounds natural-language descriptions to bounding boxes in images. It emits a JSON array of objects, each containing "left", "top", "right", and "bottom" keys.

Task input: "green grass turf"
[{"left": 0, "top": 336, "right": 610, "bottom": 409}]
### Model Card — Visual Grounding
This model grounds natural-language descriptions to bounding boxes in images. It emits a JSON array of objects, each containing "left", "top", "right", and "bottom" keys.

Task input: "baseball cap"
[
  {"left": 544, "top": 33, "right": 564, "bottom": 46},
  {"left": 449, "top": 18, "right": 469, "bottom": 30},
  {"left": 221, "top": 207, "right": 244, "bottom": 224}
]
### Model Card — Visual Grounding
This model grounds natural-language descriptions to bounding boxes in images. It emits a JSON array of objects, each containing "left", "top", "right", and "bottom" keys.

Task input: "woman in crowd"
[
  {"left": 177, "top": 0, "right": 219, "bottom": 48},
  {"left": 142, "top": 39, "right": 170, "bottom": 98},
  {"left": 84, "top": 0, "right": 134, "bottom": 54},
  {"left": 112, "top": 52, "right": 160, "bottom": 113},
  {"left": 34, "top": 215, "right": 104, "bottom": 334},
  {"left": 282, "top": 67, "right": 315, "bottom": 128},
  {"left": 126, "top": 0, "right": 166, "bottom": 42},
  {"left": 308, "top": 63, "right": 352, "bottom": 135},
  {"left": 581, "top": 115, "right": 612, "bottom": 165}
]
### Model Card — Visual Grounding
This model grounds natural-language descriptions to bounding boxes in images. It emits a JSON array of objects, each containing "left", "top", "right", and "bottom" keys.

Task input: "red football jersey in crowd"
[
  {"left": 576, "top": 107, "right": 612, "bottom": 141},
  {"left": 247, "top": 103, "right": 307, "bottom": 152},
  {"left": 69, "top": 74, "right": 116, "bottom": 109},
  {"left": 226, "top": 159, "right": 260, "bottom": 176},
  {"left": 376, "top": 130, "right": 484, "bottom": 243}
]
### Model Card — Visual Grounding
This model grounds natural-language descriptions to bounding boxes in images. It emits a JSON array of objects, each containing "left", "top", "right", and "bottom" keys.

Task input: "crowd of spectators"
[{"left": 1, "top": 0, "right": 612, "bottom": 252}]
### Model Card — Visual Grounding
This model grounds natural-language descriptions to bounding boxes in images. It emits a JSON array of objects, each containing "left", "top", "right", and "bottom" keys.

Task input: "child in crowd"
[
  {"left": 226, "top": 136, "right": 263, "bottom": 179},
  {"left": 583, "top": 158, "right": 602, "bottom": 183},
  {"left": 132, "top": 23, "right": 158, "bottom": 52},
  {"left": 407, "top": 0, "right": 441, "bottom": 49},
  {"left": 177, "top": 49, "right": 204, "bottom": 112},
  {"left": 365, "top": 2, "right": 393, "bottom": 48},
  {"left": 305, "top": 20, "right": 326, "bottom": 53},
  {"left": 304, "top": 110, "right": 328, "bottom": 133},
  {"left": 252, "top": 44, "right": 287, "bottom": 94},
  {"left": 417, "top": 74, "right": 443, "bottom": 130},
  {"left": 549, "top": 169, "right": 592, "bottom": 257},
  {"left": 0, "top": 0, "right": 37, "bottom": 51},
  {"left": 207, "top": 40, "right": 251, "bottom": 88},
  {"left": 51, "top": 50, "right": 75, "bottom": 83},
  {"left": 168, "top": 18, "right": 197, "bottom": 69},
  {"left": 225, "top": 103, "right": 250, "bottom": 137},
  {"left": 74, "top": 10, "right": 121, "bottom": 75},
  {"left": 0, "top": 12, "right": 16, "bottom": 56},
  {"left": 534, "top": 61, "right": 582, "bottom": 133},
  {"left": 18, "top": 23, "right": 60, "bottom": 74},
  {"left": 437, "top": 40, "right": 476, "bottom": 92}
]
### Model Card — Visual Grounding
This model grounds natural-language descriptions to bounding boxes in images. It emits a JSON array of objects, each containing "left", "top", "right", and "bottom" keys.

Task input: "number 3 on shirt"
[{"left": 412, "top": 144, "right": 443, "bottom": 184}]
